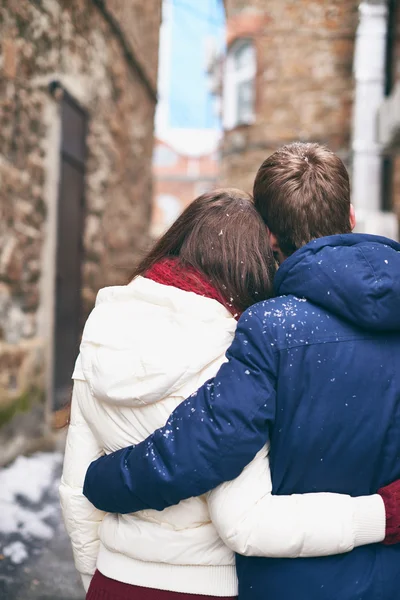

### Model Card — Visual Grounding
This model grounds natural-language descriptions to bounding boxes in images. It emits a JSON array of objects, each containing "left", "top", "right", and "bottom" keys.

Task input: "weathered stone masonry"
[
  {"left": 0, "top": 0, "right": 161, "bottom": 463},
  {"left": 221, "top": 0, "right": 399, "bottom": 235},
  {"left": 221, "top": 0, "right": 360, "bottom": 193}
]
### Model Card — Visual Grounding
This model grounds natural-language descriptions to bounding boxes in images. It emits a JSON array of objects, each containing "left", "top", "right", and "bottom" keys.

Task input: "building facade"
[
  {"left": 218, "top": 0, "right": 399, "bottom": 238},
  {"left": 0, "top": 0, "right": 161, "bottom": 463},
  {"left": 379, "top": 0, "right": 400, "bottom": 208},
  {"left": 152, "top": 139, "right": 219, "bottom": 237}
]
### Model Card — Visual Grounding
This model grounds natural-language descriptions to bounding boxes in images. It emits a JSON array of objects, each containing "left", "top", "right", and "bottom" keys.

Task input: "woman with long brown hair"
[{"left": 60, "top": 189, "right": 389, "bottom": 600}]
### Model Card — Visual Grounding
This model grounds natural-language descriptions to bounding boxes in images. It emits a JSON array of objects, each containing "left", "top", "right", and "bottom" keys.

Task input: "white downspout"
[
  {"left": 155, "top": 0, "right": 173, "bottom": 137},
  {"left": 351, "top": 0, "right": 398, "bottom": 238}
]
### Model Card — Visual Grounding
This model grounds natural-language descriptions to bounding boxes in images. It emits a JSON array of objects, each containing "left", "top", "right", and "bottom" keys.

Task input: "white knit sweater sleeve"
[
  {"left": 207, "top": 445, "right": 385, "bottom": 558},
  {"left": 59, "top": 379, "right": 105, "bottom": 587}
]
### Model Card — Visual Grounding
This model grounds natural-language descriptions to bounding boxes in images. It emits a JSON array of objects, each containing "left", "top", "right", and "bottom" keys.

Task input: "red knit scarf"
[{"left": 144, "top": 258, "right": 240, "bottom": 319}]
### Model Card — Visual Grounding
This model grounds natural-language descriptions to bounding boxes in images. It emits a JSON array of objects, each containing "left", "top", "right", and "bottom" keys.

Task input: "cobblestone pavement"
[{"left": 0, "top": 452, "right": 85, "bottom": 600}]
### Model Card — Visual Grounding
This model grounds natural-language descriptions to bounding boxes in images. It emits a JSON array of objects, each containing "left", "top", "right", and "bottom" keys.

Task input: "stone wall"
[
  {"left": 0, "top": 0, "right": 161, "bottom": 462},
  {"left": 221, "top": 0, "right": 360, "bottom": 193}
]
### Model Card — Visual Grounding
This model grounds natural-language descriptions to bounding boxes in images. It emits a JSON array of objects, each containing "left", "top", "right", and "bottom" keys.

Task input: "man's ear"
[
  {"left": 267, "top": 229, "right": 280, "bottom": 253},
  {"left": 267, "top": 229, "right": 286, "bottom": 265},
  {"left": 350, "top": 204, "right": 356, "bottom": 231}
]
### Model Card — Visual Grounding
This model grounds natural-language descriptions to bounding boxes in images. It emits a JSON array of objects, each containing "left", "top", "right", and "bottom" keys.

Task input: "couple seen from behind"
[{"left": 60, "top": 142, "right": 400, "bottom": 600}]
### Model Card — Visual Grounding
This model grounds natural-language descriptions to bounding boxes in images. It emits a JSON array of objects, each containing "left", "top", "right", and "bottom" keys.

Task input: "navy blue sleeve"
[{"left": 83, "top": 309, "right": 277, "bottom": 514}]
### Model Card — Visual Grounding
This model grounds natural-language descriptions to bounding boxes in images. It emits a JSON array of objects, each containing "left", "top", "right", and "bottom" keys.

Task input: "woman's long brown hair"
[{"left": 133, "top": 188, "right": 276, "bottom": 313}]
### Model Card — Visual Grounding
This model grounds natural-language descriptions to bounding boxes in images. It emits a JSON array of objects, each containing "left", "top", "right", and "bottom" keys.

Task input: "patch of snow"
[
  {"left": 3, "top": 541, "right": 28, "bottom": 565},
  {"left": 0, "top": 452, "right": 62, "bottom": 541}
]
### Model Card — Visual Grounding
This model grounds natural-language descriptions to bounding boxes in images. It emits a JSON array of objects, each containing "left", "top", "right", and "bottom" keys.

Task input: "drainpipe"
[{"left": 351, "top": 0, "right": 398, "bottom": 238}]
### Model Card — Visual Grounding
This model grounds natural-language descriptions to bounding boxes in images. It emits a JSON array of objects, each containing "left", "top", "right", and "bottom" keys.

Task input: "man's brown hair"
[{"left": 253, "top": 142, "right": 352, "bottom": 257}]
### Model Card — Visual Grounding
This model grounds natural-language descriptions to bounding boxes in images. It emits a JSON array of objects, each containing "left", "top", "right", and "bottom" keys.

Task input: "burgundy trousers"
[{"left": 87, "top": 570, "right": 237, "bottom": 600}]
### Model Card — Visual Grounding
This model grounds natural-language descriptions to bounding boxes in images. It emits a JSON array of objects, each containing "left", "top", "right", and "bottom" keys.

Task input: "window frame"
[{"left": 223, "top": 38, "right": 257, "bottom": 130}]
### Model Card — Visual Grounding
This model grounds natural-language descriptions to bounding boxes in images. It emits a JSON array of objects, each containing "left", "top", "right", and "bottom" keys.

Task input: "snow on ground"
[
  {"left": 3, "top": 541, "right": 28, "bottom": 565},
  {"left": 0, "top": 451, "right": 84, "bottom": 599},
  {"left": 0, "top": 452, "right": 63, "bottom": 564}
]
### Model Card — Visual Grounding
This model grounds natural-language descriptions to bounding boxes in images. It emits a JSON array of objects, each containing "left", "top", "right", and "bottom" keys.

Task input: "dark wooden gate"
[{"left": 53, "top": 92, "right": 87, "bottom": 408}]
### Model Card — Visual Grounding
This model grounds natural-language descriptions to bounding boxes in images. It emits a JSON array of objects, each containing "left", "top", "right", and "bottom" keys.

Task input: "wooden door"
[{"left": 53, "top": 93, "right": 87, "bottom": 408}]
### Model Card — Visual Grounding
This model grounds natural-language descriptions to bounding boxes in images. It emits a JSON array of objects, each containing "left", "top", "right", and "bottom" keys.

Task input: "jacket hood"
[
  {"left": 274, "top": 234, "right": 400, "bottom": 332},
  {"left": 74, "top": 277, "right": 235, "bottom": 406}
]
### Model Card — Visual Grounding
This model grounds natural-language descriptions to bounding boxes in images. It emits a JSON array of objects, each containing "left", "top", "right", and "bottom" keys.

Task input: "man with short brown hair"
[
  {"left": 253, "top": 142, "right": 354, "bottom": 260},
  {"left": 84, "top": 142, "right": 400, "bottom": 599}
]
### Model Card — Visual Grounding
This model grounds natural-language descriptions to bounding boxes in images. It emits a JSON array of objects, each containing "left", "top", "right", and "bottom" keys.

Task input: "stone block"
[{"left": 2, "top": 38, "right": 18, "bottom": 79}]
